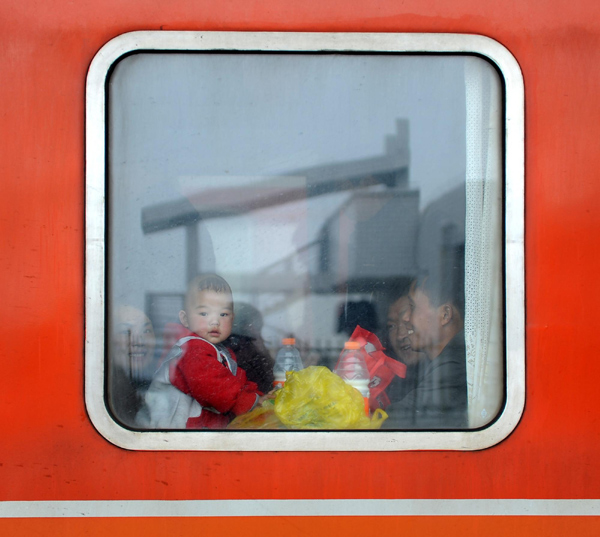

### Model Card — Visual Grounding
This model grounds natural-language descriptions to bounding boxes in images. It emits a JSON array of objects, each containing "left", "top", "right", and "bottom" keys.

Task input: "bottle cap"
[
  {"left": 344, "top": 340, "right": 361, "bottom": 350},
  {"left": 282, "top": 338, "right": 296, "bottom": 346}
]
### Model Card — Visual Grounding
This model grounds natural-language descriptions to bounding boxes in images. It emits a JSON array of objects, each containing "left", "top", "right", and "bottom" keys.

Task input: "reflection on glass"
[
  {"left": 108, "top": 306, "right": 157, "bottom": 427},
  {"left": 107, "top": 52, "right": 503, "bottom": 430}
]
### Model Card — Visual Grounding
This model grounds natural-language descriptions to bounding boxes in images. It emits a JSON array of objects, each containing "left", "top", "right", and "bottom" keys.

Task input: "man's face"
[
  {"left": 387, "top": 296, "right": 424, "bottom": 365},
  {"left": 180, "top": 289, "right": 234, "bottom": 344},
  {"left": 403, "top": 286, "right": 441, "bottom": 355}
]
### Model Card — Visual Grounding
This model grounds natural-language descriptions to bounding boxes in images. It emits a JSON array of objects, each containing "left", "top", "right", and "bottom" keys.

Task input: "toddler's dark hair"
[{"left": 184, "top": 274, "right": 233, "bottom": 309}]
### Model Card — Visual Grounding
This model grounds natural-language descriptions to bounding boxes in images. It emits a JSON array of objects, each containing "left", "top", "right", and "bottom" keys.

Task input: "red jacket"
[
  {"left": 137, "top": 331, "right": 261, "bottom": 430},
  {"left": 170, "top": 335, "right": 261, "bottom": 428}
]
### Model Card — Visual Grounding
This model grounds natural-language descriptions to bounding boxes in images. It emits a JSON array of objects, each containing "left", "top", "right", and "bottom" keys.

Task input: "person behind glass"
[
  {"left": 227, "top": 302, "right": 274, "bottom": 394},
  {"left": 383, "top": 271, "right": 467, "bottom": 429},
  {"left": 382, "top": 288, "right": 426, "bottom": 405},
  {"left": 137, "top": 274, "right": 270, "bottom": 429},
  {"left": 109, "top": 306, "right": 157, "bottom": 427}
]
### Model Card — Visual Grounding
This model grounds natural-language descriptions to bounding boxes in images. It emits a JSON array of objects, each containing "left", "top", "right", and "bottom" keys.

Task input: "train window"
[{"left": 86, "top": 32, "right": 524, "bottom": 450}]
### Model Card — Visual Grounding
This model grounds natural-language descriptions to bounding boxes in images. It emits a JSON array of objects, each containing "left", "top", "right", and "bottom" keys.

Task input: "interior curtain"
[{"left": 464, "top": 57, "right": 504, "bottom": 428}]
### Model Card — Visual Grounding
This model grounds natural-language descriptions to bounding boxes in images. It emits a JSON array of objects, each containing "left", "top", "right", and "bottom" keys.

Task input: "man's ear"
[
  {"left": 439, "top": 304, "right": 454, "bottom": 326},
  {"left": 179, "top": 310, "right": 189, "bottom": 328}
]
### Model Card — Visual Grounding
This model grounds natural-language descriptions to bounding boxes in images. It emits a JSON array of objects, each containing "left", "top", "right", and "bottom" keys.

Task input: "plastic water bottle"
[
  {"left": 334, "top": 341, "right": 370, "bottom": 416},
  {"left": 273, "top": 338, "right": 303, "bottom": 389}
]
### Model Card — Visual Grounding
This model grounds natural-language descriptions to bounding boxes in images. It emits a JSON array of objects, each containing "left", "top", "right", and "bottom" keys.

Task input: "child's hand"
[{"left": 258, "top": 391, "right": 277, "bottom": 405}]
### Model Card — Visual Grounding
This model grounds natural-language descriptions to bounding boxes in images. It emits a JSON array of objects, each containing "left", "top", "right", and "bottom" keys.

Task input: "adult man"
[
  {"left": 383, "top": 273, "right": 467, "bottom": 429},
  {"left": 382, "top": 289, "right": 426, "bottom": 406}
]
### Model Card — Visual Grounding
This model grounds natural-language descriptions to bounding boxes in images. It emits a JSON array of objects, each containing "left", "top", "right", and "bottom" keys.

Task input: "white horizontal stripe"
[{"left": 0, "top": 500, "right": 599, "bottom": 518}]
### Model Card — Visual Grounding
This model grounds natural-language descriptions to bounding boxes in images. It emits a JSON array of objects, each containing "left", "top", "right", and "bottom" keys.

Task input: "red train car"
[{"left": 1, "top": 1, "right": 599, "bottom": 535}]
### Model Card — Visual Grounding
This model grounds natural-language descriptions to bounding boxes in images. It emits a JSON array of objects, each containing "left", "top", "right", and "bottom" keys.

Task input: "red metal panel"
[
  {"left": 0, "top": 0, "right": 599, "bottom": 517},
  {"left": 2, "top": 517, "right": 600, "bottom": 537}
]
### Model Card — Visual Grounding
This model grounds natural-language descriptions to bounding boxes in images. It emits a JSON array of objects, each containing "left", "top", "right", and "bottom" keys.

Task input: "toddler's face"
[{"left": 179, "top": 289, "right": 233, "bottom": 344}]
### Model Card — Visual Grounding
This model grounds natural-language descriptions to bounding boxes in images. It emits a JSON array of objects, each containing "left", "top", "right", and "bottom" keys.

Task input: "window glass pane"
[{"left": 106, "top": 52, "right": 503, "bottom": 431}]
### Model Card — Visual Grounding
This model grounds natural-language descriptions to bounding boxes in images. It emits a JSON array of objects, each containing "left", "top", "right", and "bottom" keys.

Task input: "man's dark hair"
[
  {"left": 414, "top": 264, "right": 465, "bottom": 320},
  {"left": 337, "top": 300, "right": 378, "bottom": 335},
  {"left": 383, "top": 280, "right": 414, "bottom": 315}
]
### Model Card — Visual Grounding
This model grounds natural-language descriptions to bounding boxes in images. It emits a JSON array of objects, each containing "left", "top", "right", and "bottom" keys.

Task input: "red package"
[{"left": 346, "top": 325, "right": 407, "bottom": 411}]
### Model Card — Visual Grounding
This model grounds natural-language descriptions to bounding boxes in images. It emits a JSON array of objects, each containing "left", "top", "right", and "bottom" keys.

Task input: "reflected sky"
[
  {"left": 108, "top": 53, "right": 468, "bottom": 309},
  {"left": 110, "top": 53, "right": 466, "bottom": 205}
]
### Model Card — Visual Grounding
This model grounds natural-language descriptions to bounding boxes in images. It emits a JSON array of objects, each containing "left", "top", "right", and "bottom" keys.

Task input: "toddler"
[{"left": 137, "top": 274, "right": 267, "bottom": 429}]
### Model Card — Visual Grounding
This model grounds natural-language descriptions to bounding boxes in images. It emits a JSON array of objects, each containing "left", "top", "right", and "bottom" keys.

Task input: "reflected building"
[
  {"left": 415, "top": 182, "right": 466, "bottom": 307},
  {"left": 139, "top": 119, "right": 465, "bottom": 363}
]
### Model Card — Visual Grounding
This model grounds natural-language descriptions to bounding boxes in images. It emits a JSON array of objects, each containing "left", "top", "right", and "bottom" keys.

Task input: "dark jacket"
[{"left": 382, "top": 333, "right": 467, "bottom": 429}]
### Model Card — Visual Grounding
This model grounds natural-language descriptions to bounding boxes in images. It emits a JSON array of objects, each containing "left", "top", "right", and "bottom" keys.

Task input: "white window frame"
[{"left": 85, "top": 31, "right": 524, "bottom": 451}]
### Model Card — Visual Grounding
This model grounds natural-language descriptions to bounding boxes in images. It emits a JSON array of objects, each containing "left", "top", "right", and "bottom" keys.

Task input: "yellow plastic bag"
[
  {"left": 274, "top": 366, "right": 387, "bottom": 429},
  {"left": 228, "top": 400, "right": 286, "bottom": 429}
]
